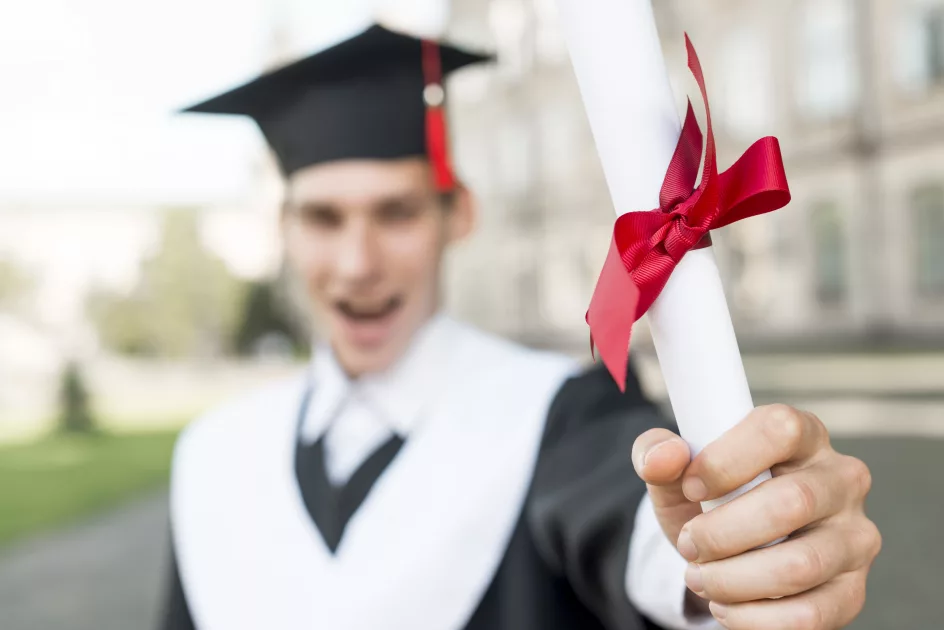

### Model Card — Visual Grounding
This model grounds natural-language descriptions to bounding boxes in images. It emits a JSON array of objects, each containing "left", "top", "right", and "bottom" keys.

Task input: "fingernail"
[
  {"left": 682, "top": 476, "right": 708, "bottom": 502},
  {"left": 677, "top": 528, "right": 698, "bottom": 561},
  {"left": 642, "top": 440, "right": 672, "bottom": 467},
  {"left": 709, "top": 601, "right": 728, "bottom": 620},
  {"left": 684, "top": 563, "right": 704, "bottom": 594}
]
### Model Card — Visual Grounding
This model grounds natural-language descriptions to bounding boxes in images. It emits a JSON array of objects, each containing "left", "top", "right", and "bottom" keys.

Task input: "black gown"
[{"left": 159, "top": 363, "right": 672, "bottom": 630}]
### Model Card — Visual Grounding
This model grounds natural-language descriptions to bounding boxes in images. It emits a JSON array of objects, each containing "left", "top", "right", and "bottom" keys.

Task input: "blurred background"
[{"left": 0, "top": 0, "right": 941, "bottom": 628}]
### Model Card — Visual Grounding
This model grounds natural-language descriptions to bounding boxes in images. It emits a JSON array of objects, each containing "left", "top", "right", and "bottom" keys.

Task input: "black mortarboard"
[{"left": 182, "top": 24, "right": 492, "bottom": 185}]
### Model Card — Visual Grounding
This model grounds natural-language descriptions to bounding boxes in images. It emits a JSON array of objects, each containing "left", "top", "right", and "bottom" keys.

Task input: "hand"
[{"left": 631, "top": 404, "right": 881, "bottom": 629}]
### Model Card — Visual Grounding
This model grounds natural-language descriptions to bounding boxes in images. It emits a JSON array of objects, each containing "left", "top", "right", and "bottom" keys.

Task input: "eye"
[
  {"left": 293, "top": 204, "right": 343, "bottom": 230},
  {"left": 376, "top": 199, "right": 424, "bottom": 224}
]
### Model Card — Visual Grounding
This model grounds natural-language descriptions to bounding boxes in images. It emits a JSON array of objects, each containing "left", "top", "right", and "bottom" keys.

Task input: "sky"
[
  {"left": 0, "top": 0, "right": 446, "bottom": 206},
  {"left": 0, "top": 0, "right": 265, "bottom": 205},
  {"left": 0, "top": 0, "right": 450, "bottom": 332}
]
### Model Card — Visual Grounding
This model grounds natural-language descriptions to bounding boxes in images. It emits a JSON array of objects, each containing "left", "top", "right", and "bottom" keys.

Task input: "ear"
[{"left": 445, "top": 183, "right": 476, "bottom": 244}]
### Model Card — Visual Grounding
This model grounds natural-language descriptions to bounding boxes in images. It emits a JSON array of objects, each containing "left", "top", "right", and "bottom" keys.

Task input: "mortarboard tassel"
[{"left": 421, "top": 40, "right": 457, "bottom": 192}]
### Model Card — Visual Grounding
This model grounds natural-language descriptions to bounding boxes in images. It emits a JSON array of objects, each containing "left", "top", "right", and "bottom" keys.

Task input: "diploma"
[{"left": 555, "top": 0, "right": 791, "bottom": 510}]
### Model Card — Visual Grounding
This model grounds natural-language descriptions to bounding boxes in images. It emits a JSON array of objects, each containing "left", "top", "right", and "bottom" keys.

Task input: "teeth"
[{"left": 338, "top": 298, "right": 399, "bottom": 319}]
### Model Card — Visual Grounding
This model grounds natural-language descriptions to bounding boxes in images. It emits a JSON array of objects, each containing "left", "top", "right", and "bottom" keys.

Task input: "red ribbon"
[{"left": 586, "top": 35, "right": 791, "bottom": 392}]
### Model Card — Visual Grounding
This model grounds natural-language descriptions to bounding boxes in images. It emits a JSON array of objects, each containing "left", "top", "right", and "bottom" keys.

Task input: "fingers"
[
  {"left": 631, "top": 428, "right": 691, "bottom": 486},
  {"left": 678, "top": 456, "right": 872, "bottom": 561},
  {"left": 708, "top": 570, "right": 870, "bottom": 630},
  {"left": 653, "top": 402, "right": 878, "bottom": 630},
  {"left": 632, "top": 429, "right": 705, "bottom": 548},
  {"left": 681, "top": 404, "right": 830, "bottom": 503},
  {"left": 632, "top": 429, "right": 693, "bottom": 518},
  {"left": 686, "top": 517, "right": 881, "bottom": 604}
]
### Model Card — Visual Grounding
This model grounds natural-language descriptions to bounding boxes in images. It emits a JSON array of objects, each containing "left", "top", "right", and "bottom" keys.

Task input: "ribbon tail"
[{"left": 586, "top": 236, "right": 640, "bottom": 392}]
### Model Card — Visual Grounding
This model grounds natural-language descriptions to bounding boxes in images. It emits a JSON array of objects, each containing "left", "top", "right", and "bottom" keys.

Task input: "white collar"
[{"left": 300, "top": 314, "right": 457, "bottom": 444}]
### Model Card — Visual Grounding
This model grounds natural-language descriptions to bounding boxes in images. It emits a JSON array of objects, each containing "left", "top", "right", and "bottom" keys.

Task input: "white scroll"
[{"left": 555, "top": 0, "right": 771, "bottom": 510}]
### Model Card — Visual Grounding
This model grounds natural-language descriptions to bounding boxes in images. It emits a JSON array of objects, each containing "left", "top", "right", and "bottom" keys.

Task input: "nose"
[{"left": 334, "top": 218, "right": 381, "bottom": 285}]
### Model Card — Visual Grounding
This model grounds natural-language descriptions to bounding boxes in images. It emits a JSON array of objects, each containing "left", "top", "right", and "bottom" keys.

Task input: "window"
[
  {"left": 897, "top": 1, "right": 944, "bottom": 93},
  {"left": 811, "top": 202, "right": 847, "bottom": 305},
  {"left": 796, "top": 0, "right": 859, "bottom": 119},
  {"left": 912, "top": 184, "right": 944, "bottom": 297}
]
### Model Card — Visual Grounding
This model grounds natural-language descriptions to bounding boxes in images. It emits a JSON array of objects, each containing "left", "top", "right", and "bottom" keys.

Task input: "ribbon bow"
[{"left": 586, "top": 35, "right": 791, "bottom": 391}]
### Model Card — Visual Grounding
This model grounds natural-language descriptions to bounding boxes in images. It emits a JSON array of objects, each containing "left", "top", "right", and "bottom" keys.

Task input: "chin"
[{"left": 334, "top": 344, "right": 400, "bottom": 378}]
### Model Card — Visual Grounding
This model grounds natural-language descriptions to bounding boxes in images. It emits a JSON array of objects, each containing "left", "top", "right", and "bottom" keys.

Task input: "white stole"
[{"left": 171, "top": 324, "right": 577, "bottom": 630}]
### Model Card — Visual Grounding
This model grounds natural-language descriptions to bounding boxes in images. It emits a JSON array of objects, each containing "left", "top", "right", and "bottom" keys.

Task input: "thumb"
[{"left": 631, "top": 429, "right": 701, "bottom": 544}]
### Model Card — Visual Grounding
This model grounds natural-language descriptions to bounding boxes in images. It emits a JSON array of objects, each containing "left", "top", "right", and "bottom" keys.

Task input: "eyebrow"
[
  {"left": 286, "top": 192, "right": 428, "bottom": 212},
  {"left": 284, "top": 200, "right": 338, "bottom": 214}
]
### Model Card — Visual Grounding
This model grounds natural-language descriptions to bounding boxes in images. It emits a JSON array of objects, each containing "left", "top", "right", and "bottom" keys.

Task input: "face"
[{"left": 282, "top": 157, "right": 474, "bottom": 377}]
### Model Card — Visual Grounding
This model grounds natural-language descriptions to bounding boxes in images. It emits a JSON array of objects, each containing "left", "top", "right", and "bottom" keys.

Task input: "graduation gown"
[{"left": 160, "top": 320, "right": 676, "bottom": 630}]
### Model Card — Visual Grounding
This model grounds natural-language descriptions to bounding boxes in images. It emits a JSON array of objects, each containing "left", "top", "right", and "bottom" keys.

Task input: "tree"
[
  {"left": 58, "top": 361, "right": 95, "bottom": 433},
  {"left": 88, "top": 208, "right": 247, "bottom": 358},
  {"left": 233, "top": 277, "right": 309, "bottom": 358}
]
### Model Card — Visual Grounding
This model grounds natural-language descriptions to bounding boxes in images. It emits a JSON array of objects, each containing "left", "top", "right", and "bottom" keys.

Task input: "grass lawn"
[{"left": 0, "top": 430, "right": 179, "bottom": 547}]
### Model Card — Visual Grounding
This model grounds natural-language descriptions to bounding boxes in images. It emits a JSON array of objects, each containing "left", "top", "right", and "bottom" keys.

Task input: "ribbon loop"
[
  {"left": 585, "top": 34, "right": 792, "bottom": 391},
  {"left": 659, "top": 102, "right": 703, "bottom": 213}
]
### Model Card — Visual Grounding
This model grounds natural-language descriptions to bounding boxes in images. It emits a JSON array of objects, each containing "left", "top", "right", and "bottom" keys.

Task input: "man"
[{"left": 161, "top": 25, "right": 879, "bottom": 630}]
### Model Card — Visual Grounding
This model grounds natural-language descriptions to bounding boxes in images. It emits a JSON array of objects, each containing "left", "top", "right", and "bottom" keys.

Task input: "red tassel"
[
  {"left": 425, "top": 105, "right": 455, "bottom": 191},
  {"left": 421, "top": 40, "right": 456, "bottom": 192}
]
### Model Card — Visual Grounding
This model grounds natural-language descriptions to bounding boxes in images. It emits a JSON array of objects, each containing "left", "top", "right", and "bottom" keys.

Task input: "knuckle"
[
  {"left": 842, "top": 456, "right": 873, "bottom": 499},
  {"left": 806, "top": 412, "right": 831, "bottom": 450},
  {"left": 764, "top": 402, "right": 795, "bottom": 424},
  {"left": 775, "top": 478, "right": 819, "bottom": 526},
  {"left": 762, "top": 404, "right": 805, "bottom": 452},
  {"left": 872, "top": 527, "right": 884, "bottom": 560},
  {"left": 859, "top": 519, "right": 883, "bottom": 562},
  {"left": 793, "top": 598, "right": 825, "bottom": 630},
  {"left": 779, "top": 541, "right": 827, "bottom": 591}
]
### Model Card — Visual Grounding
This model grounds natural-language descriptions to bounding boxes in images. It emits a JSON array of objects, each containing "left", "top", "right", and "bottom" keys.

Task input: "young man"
[{"left": 161, "top": 25, "right": 879, "bottom": 630}]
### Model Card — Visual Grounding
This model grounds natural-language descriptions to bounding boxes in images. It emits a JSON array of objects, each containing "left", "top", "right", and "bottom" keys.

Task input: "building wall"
[{"left": 445, "top": 0, "right": 944, "bottom": 351}]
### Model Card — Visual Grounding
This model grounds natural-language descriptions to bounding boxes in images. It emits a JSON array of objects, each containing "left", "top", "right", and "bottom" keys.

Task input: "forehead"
[{"left": 287, "top": 157, "right": 435, "bottom": 205}]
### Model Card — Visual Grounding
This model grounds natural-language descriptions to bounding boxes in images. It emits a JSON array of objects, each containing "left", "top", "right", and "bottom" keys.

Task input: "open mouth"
[
  {"left": 333, "top": 296, "right": 404, "bottom": 349},
  {"left": 335, "top": 296, "right": 403, "bottom": 322}
]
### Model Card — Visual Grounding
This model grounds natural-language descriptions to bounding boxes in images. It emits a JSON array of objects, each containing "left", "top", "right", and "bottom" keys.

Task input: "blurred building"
[{"left": 444, "top": 0, "right": 944, "bottom": 352}]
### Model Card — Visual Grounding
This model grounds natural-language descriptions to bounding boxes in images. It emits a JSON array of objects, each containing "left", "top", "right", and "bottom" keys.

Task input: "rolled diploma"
[{"left": 554, "top": 0, "right": 770, "bottom": 511}]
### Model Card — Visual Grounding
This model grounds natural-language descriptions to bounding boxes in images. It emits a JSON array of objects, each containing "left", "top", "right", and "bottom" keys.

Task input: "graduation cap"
[{"left": 182, "top": 24, "right": 493, "bottom": 190}]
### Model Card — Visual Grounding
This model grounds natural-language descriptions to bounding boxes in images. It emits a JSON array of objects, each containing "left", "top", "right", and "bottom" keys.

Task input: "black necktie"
[{"left": 293, "top": 391, "right": 405, "bottom": 553}]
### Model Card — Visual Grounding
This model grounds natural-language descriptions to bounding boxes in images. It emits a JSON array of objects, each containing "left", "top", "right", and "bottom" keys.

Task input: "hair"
[{"left": 438, "top": 188, "right": 459, "bottom": 210}]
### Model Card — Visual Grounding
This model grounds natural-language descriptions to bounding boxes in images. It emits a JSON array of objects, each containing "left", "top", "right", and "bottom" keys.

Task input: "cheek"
[
  {"left": 385, "top": 227, "right": 444, "bottom": 287},
  {"left": 286, "top": 232, "right": 333, "bottom": 290}
]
